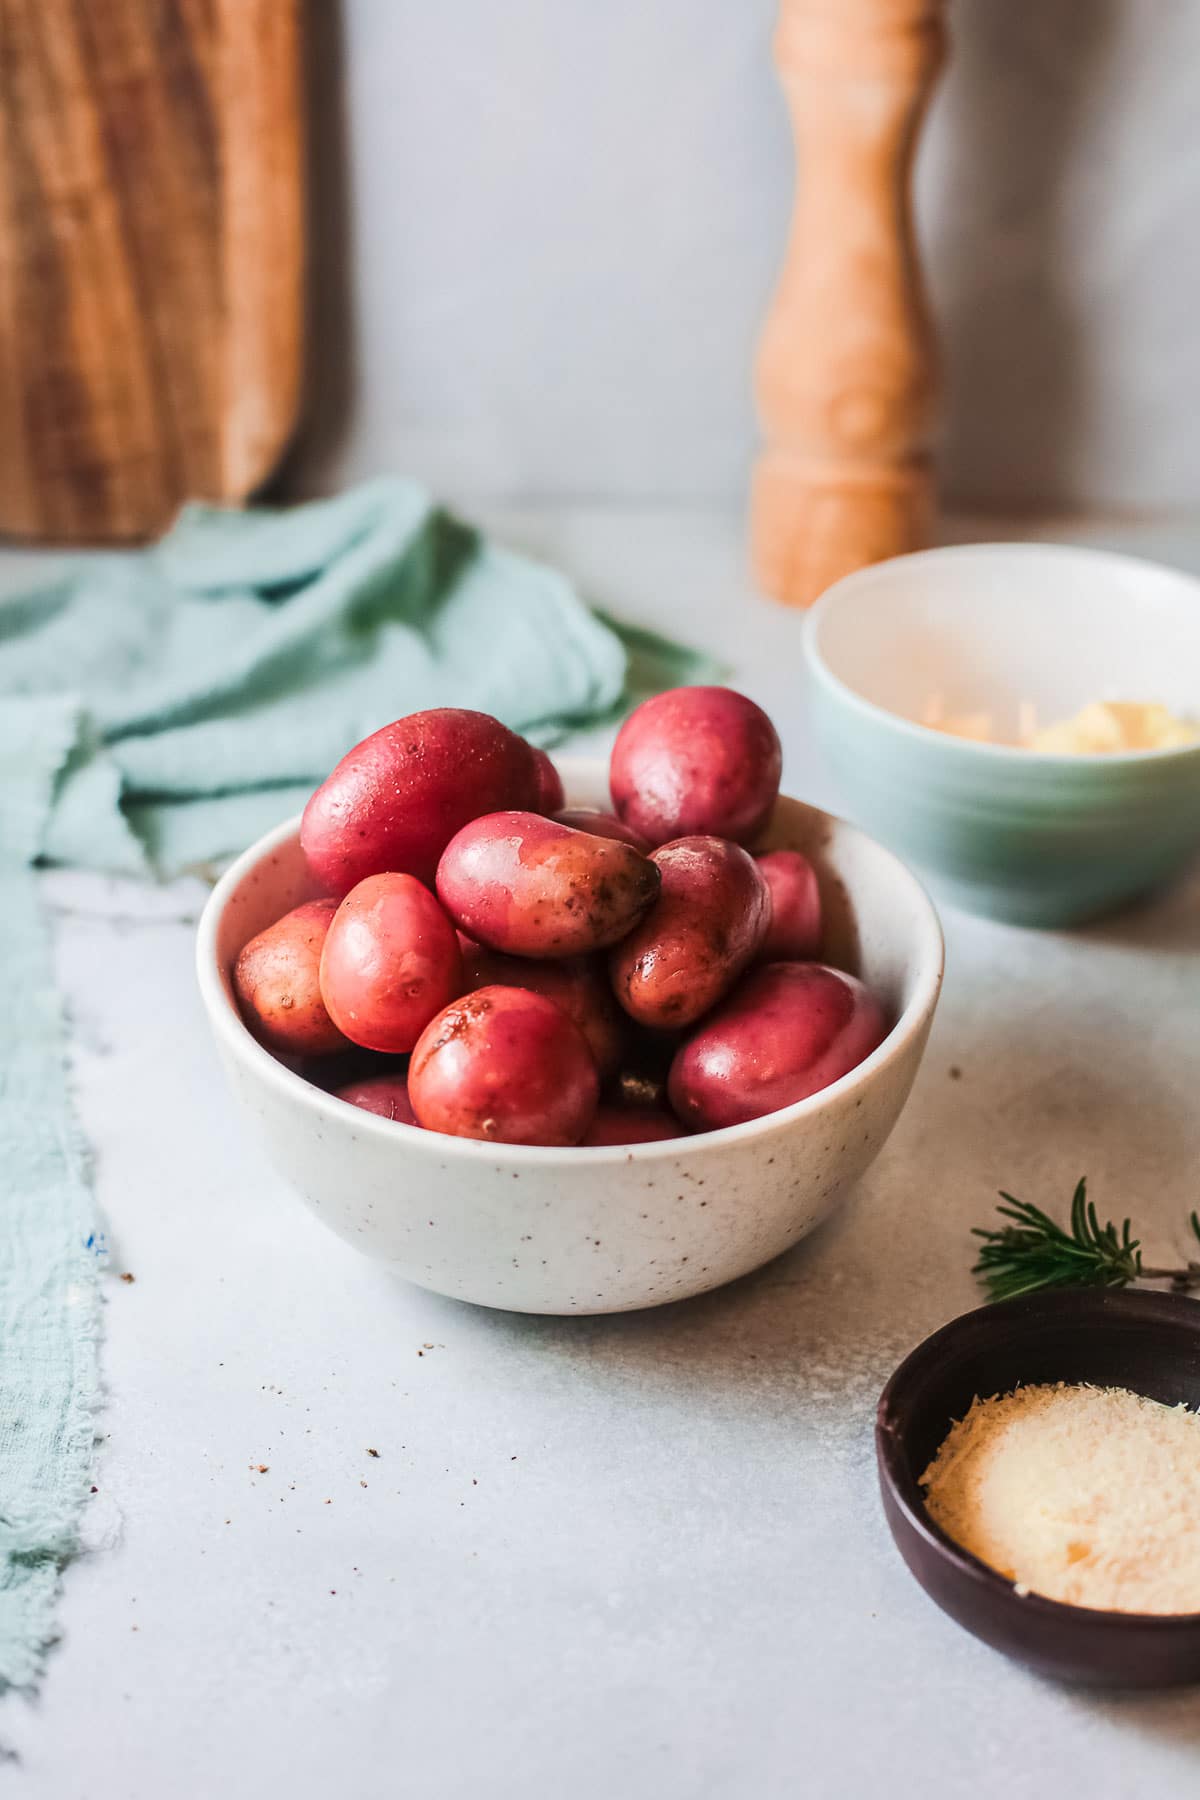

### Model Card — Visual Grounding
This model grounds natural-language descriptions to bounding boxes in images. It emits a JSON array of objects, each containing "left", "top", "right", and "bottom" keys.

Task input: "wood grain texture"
[
  {"left": 751, "top": 0, "right": 945, "bottom": 607},
  {"left": 0, "top": 0, "right": 304, "bottom": 543}
]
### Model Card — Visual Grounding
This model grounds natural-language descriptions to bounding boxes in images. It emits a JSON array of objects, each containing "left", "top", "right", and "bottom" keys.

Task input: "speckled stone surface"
[{"left": 5, "top": 511, "right": 1200, "bottom": 1796}]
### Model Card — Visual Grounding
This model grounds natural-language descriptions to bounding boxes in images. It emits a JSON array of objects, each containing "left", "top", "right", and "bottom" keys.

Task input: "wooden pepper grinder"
[{"left": 751, "top": 0, "right": 946, "bottom": 607}]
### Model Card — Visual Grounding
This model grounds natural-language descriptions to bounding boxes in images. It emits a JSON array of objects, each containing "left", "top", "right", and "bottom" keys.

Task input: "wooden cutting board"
[{"left": 0, "top": 0, "right": 305, "bottom": 544}]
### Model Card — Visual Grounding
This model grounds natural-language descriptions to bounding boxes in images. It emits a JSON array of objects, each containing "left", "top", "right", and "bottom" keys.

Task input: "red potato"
[
  {"left": 319, "top": 873, "right": 463, "bottom": 1054},
  {"left": 554, "top": 808, "right": 651, "bottom": 853},
  {"left": 530, "top": 748, "right": 565, "bottom": 814},
  {"left": 610, "top": 686, "right": 782, "bottom": 847},
  {"left": 234, "top": 899, "right": 348, "bottom": 1056},
  {"left": 756, "top": 849, "right": 822, "bottom": 961},
  {"left": 409, "top": 985, "right": 599, "bottom": 1146},
  {"left": 437, "top": 811, "right": 660, "bottom": 958},
  {"left": 459, "top": 943, "right": 623, "bottom": 1077},
  {"left": 609, "top": 836, "right": 770, "bottom": 1029},
  {"left": 301, "top": 708, "right": 540, "bottom": 894},
  {"left": 668, "top": 962, "right": 887, "bottom": 1131},
  {"left": 581, "top": 1105, "right": 683, "bottom": 1146},
  {"left": 335, "top": 1074, "right": 418, "bottom": 1126}
]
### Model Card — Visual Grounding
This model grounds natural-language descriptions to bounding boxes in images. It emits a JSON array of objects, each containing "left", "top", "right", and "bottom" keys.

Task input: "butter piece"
[
  {"left": 1028, "top": 701, "right": 1197, "bottom": 754},
  {"left": 926, "top": 710, "right": 995, "bottom": 743},
  {"left": 921, "top": 694, "right": 1198, "bottom": 752}
]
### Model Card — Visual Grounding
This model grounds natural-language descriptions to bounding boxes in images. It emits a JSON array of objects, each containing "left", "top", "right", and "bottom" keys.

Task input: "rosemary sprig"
[{"left": 972, "top": 1177, "right": 1200, "bottom": 1303}]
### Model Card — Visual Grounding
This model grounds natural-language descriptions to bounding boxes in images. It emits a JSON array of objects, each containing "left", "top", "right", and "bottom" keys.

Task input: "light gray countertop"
[{"left": 6, "top": 508, "right": 1200, "bottom": 1796}]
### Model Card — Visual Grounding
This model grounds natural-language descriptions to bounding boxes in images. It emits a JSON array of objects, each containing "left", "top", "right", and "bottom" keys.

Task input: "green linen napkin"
[
  {"left": 7, "top": 477, "right": 710, "bottom": 876},
  {"left": 1, "top": 698, "right": 103, "bottom": 1691},
  {"left": 0, "top": 477, "right": 712, "bottom": 1689}
]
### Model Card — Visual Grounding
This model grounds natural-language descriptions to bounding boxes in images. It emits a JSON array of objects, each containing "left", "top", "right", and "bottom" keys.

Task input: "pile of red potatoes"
[{"left": 233, "top": 686, "right": 887, "bottom": 1147}]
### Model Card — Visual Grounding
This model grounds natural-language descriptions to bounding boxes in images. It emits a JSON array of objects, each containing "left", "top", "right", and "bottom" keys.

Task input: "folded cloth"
[
  {"left": 0, "top": 478, "right": 711, "bottom": 1691},
  {"left": 2, "top": 476, "right": 712, "bottom": 876}
]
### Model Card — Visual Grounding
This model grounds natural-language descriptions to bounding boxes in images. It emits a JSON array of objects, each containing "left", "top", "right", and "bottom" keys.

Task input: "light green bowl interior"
[{"left": 804, "top": 544, "right": 1200, "bottom": 926}]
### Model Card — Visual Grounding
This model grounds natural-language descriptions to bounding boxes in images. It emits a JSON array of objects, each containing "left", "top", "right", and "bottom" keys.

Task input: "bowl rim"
[
  {"left": 195, "top": 756, "right": 944, "bottom": 1165},
  {"left": 804, "top": 541, "right": 1200, "bottom": 769},
  {"left": 876, "top": 1286, "right": 1200, "bottom": 1633}
]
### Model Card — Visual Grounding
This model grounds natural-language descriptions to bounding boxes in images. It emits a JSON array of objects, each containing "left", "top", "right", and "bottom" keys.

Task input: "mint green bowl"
[{"left": 804, "top": 544, "right": 1200, "bottom": 926}]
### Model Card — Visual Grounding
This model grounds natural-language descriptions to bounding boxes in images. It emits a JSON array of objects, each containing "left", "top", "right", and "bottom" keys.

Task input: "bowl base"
[{"left": 925, "top": 871, "right": 1167, "bottom": 929}]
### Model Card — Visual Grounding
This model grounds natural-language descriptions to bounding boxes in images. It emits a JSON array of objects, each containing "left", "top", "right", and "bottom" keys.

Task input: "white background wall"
[{"left": 291, "top": 0, "right": 1200, "bottom": 516}]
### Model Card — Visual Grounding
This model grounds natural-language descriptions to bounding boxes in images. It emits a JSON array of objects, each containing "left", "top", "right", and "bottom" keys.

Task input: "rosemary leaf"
[{"left": 972, "top": 1178, "right": 1143, "bottom": 1301}]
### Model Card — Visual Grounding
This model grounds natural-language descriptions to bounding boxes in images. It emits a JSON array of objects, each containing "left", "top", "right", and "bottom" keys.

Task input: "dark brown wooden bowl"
[{"left": 876, "top": 1288, "right": 1200, "bottom": 1687}]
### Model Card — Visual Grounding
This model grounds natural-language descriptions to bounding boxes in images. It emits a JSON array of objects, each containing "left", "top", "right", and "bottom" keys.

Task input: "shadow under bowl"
[{"left": 876, "top": 1287, "right": 1200, "bottom": 1687}]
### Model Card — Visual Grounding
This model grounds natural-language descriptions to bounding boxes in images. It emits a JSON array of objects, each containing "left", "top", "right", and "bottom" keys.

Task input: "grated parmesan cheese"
[{"left": 920, "top": 1383, "right": 1200, "bottom": 1614}]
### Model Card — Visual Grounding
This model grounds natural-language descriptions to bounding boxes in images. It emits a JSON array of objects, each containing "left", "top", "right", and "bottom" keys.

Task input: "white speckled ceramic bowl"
[
  {"left": 805, "top": 543, "right": 1200, "bottom": 926},
  {"left": 195, "top": 759, "right": 943, "bottom": 1315}
]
